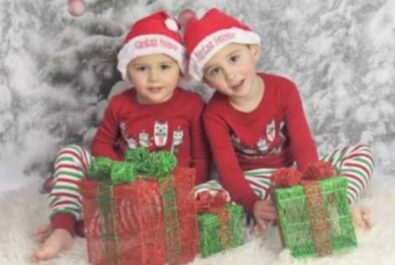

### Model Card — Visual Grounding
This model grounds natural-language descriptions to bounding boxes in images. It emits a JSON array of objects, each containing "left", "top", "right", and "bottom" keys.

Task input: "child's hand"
[{"left": 252, "top": 199, "right": 277, "bottom": 234}]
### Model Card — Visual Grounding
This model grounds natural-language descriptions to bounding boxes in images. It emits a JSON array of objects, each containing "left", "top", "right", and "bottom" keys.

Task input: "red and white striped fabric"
[
  {"left": 194, "top": 144, "right": 375, "bottom": 205},
  {"left": 48, "top": 145, "right": 93, "bottom": 227}
]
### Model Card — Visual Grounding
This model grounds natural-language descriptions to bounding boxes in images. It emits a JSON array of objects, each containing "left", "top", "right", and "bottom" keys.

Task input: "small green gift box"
[
  {"left": 273, "top": 176, "right": 357, "bottom": 258},
  {"left": 198, "top": 204, "right": 244, "bottom": 258}
]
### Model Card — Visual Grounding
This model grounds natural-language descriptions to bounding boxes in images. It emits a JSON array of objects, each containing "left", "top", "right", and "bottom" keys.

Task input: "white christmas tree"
[{"left": 0, "top": 0, "right": 394, "bottom": 180}]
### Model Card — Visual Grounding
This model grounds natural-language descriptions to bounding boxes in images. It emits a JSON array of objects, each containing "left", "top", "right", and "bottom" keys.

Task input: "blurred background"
[{"left": 1, "top": 0, "right": 394, "bottom": 192}]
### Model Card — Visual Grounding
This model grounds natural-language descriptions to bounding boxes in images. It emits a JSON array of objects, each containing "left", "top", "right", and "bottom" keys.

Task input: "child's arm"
[
  {"left": 204, "top": 113, "right": 259, "bottom": 214},
  {"left": 190, "top": 99, "right": 211, "bottom": 185},
  {"left": 91, "top": 97, "right": 123, "bottom": 161},
  {"left": 283, "top": 81, "right": 319, "bottom": 171}
]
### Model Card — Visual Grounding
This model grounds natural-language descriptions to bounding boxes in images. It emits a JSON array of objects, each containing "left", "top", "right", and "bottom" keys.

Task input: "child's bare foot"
[
  {"left": 31, "top": 228, "right": 74, "bottom": 262},
  {"left": 351, "top": 206, "right": 372, "bottom": 230},
  {"left": 33, "top": 224, "right": 52, "bottom": 243}
]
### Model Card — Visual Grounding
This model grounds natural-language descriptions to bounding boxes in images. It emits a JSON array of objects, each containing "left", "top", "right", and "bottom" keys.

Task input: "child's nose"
[
  {"left": 148, "top": 69, "right": 159, "bottom": 82},
  {"left": 224, "top": 67, "right": 237, "bottom": 83}
]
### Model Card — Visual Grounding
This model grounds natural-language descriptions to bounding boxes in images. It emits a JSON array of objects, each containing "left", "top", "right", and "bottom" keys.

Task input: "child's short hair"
[
  {"left": 184, "top": 8, "right": 261, "bottom": 81},
  {"left": 117, "top": 11, "right": 185, "bottom": 82}
]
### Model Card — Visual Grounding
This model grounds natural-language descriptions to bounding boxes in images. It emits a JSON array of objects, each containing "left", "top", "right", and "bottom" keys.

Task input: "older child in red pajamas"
[
  {"left": 183, "top": 8, "right": 374, "bottom": 233},
  {"left": 32, "top": 11, "right": 210, "bottom": 261}
]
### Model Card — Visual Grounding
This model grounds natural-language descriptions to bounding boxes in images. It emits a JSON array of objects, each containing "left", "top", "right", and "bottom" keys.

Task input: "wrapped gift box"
[
  {"left": 273, "top": 176, "right": 357, "bottom": 258},
  {"left": 198, "top": 204, "right": 244, "bottom": 258},
  {"left": 80, "top": 167, "right": 199, "bottom": 265}
]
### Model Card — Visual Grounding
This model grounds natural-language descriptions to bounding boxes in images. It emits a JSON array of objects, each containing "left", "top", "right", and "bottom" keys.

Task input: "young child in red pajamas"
[
  {"left": 31, "top": 11, "right": 210, "bottom": 261},
  {"left": 182, "top": 8, "right": 374, "bottom": 233}
]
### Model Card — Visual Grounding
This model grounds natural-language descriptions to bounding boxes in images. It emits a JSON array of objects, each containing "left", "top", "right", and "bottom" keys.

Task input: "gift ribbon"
[
  {"left": 302, "top": 181, "right": 332, "bottom": 256},
  {"left": 215, "top": 207, "right": 233, "bottom": 250},
  {"left": 159, "top": 175, "right": 181, "bottom": 264},
  {"left": 272, "top": 162, "right": 335, "bottom": 256},
  {"left": 97, "top": 182, "right": 120, "bottom": 265}
]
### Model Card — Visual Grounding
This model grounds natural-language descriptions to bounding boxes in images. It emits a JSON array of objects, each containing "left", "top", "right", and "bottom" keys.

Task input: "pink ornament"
[
  {"left": 178, "top": 9, "right": 197, "bottom": 29},
  {"left": 68, "top": 0, "right": 86, "bottom": 17}
]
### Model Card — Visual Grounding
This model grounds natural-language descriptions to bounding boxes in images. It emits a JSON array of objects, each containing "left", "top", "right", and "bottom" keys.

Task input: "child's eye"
[
  {"left": 160, "top": 64, "right": 172, "bottom": 70},
  {"left": 135, "top": 66, "right": 147, "bottom": 72},
  {"left": 209, "top": 67, "right": 221, "bottom": 76},
  {"left": 229, "top": 55, "right": 239, "bottom": 64}
]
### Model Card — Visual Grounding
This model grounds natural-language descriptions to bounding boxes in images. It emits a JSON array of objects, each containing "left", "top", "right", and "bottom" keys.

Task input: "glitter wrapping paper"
[
  {"left": 80, "top": 167, "right": 199, "bottom": 265},
  {"left": 273, "top": 176, "right": 357, "bottom": 258},
  {"left": 198, "top": 204, "right": 244, "bottom": 258}
]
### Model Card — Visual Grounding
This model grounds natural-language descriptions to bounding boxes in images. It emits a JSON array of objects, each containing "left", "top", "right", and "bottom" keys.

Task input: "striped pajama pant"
[
  {"left": 48, "top": 144, "right": 93, "bottom": 221},
  {"left": 48, "top": 144, "right": 374, "bottom": 220},
  {"left": 194, "top": 144, "right": 375, "bottom": 204}
]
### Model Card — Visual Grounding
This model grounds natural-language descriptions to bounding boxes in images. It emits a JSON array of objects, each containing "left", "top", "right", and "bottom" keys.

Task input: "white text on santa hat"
[
  {"left": 193, "top": 32, "right": 235, "bottom": 61},
  {"left": 134, "top": 37, "right": 178, "bottom": 51}
]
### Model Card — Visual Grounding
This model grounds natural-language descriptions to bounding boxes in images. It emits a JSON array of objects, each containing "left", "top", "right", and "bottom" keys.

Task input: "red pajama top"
[
  {"left": 91, "top": 87, "right": 210, "bottom": 184},
  {"left": 203, "top": 73, "right": 318, "bottom": 213}
]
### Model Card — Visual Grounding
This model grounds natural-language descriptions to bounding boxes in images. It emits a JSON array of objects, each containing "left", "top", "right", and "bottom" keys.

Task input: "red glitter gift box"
[{"left": 80, "top": 167, "right": 199, "bottom": 265}]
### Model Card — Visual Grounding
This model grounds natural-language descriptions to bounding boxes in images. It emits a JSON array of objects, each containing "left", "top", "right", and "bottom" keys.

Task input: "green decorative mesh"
[
  {"left": 87, "top": 148, "right": 177, "bottom": 184},
  {"left": 125, "top": 147, "right": 150, "bottom": 163},
  {"left": 139, "top": 151, "right": 177, "bottom": 178},
  {"left": 274, "top": 176, "right": 357, "bottom": 258},
  {"left": 88, "top": 157, "right": 113, "bottom": 180},
  {"left": 198, "top": 204, "right": 244, "bottom": 258},
  {"left": 111, "top": 162, "right": 136, "bottom": 185}
]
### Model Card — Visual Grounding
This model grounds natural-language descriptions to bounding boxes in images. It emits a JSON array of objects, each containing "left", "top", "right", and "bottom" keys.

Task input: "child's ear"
[{"left": 249, "top": 44, "right": 261, "bottom": 62}]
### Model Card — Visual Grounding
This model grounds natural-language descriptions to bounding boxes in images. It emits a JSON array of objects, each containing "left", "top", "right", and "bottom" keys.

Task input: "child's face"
[
  {"left": 127, "top": 54, "right": 181, "bottom": 104},
  {"left": 202, "top": 43, "right": 260, "bottom": 99}
]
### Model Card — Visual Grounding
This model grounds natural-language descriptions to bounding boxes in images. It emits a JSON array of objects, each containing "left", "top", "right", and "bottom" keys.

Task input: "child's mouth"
[
  {"left": 148, "top": 86, "right": 162, "bottom": 93},
  {"left": 231, "top": 80, "right": 244, "bottom": 91}
]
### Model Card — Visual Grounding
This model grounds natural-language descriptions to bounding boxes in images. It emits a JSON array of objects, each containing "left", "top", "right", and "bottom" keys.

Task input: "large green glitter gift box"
[
  {"left": 272, "top": 166, "right": 357, "bottom": 258},
  {"left": 80, "top": 148, "right": 199, "bottom": 265},
  {"left": 197, "top": 203, "right": 244, "bottom": 257}
]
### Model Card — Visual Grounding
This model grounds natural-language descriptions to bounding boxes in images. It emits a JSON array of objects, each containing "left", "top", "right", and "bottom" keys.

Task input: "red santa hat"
[
  {"left": 183, "top": 8, "right": 261, "bottom": 81},
  {"left": 117, "top": 11, "right": 185, "bottom": 82}
]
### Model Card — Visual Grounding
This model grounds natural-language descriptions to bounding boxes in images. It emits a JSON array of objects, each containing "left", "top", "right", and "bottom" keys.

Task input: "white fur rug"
[{"left": 1, "top": 177, "right": 394, "bottom": 265}]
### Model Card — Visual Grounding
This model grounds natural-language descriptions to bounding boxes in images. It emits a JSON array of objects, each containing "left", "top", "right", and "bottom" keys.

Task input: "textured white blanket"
[{"left": 0, "top": 178, "right": 394, "bottom": 265}]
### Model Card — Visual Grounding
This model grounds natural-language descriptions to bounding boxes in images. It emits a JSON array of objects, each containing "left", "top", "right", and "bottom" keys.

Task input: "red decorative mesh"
[
  {"left": 271, "top": 168, "right": 303, "bottom": 187},
  {"left": 80, "top": 167, "right": 199, "bottom": 265},
  {"left": 195, "top": 190, "right": 228, "bottom": 213},
  {"left": 303, "top": 161, "right": 335, "bottom": 180}
]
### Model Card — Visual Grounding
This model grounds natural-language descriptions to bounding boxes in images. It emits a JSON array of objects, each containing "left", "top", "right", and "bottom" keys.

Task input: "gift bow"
[
  {"left": 88, "top": 148, "right": 177, "bottom": 184},
  {"left": 272, "top": 161, "right": 335, "bottom": 188},
  {"left": 195, "top": 190, "right": 229, "bottom": 213}
]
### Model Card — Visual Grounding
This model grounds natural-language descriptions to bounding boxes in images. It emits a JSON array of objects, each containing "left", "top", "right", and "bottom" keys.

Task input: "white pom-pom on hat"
[{"left": 165, "top": 18, "right": 179, "bottom": 32}]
